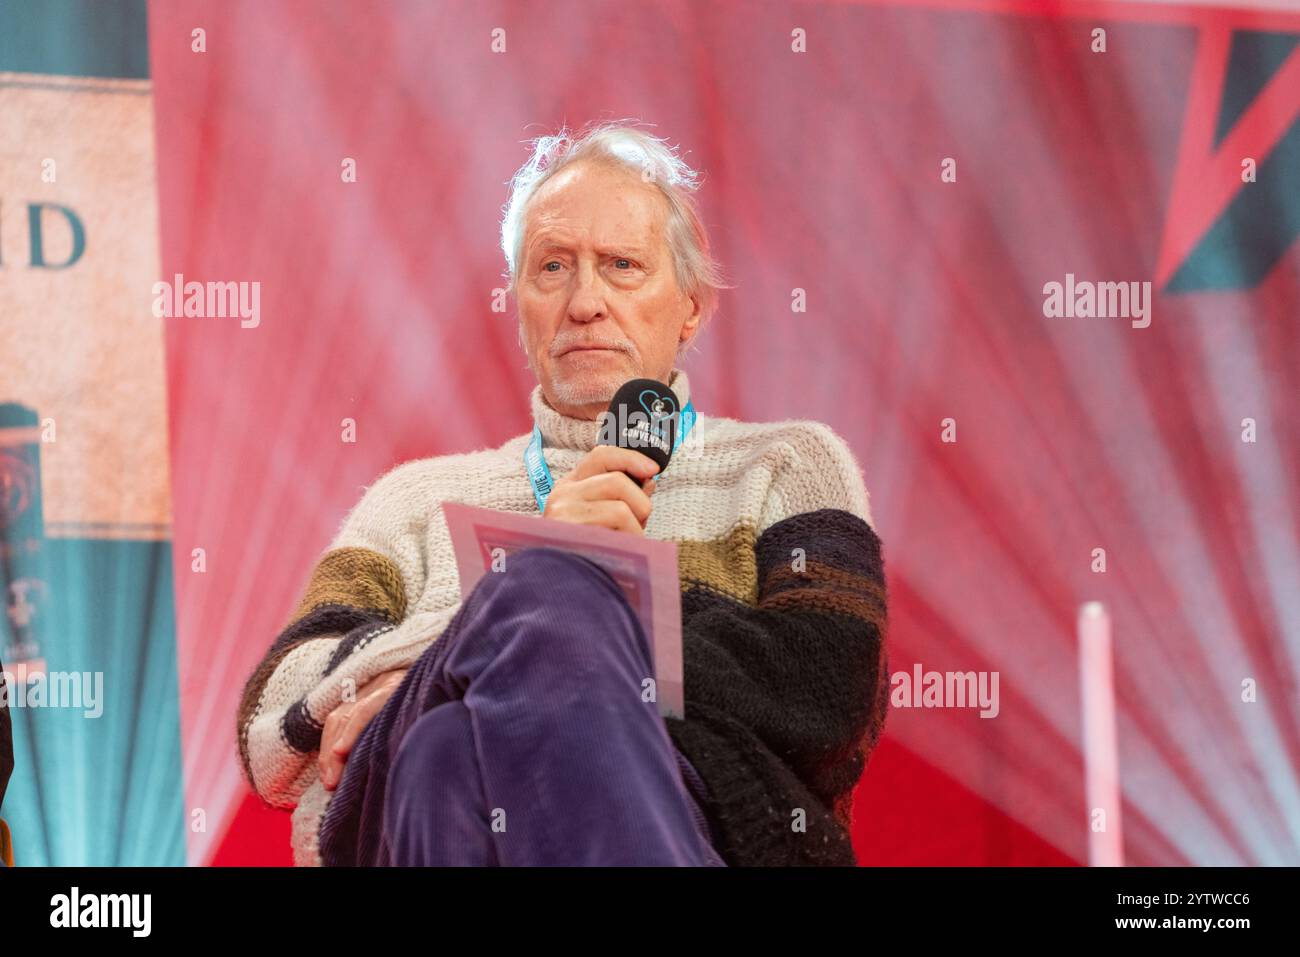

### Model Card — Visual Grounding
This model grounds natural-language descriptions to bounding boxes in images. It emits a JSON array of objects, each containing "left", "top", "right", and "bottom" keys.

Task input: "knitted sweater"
[{"left": 236, "top": 368, "right": 889, "bottom": 866}]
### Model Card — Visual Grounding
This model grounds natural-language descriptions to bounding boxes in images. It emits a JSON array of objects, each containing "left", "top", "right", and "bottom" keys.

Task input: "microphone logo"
[
  {"left": 598, "top": 379, "right": 689, "bottom": 466},
  {"left": 598, "top": 395, "right": 677, "bottom": 455}
]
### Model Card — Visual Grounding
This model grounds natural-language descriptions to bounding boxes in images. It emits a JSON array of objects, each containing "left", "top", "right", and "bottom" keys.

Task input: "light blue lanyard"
[{"left": 525, "top": 400, "right": 696, "bottom": 513}]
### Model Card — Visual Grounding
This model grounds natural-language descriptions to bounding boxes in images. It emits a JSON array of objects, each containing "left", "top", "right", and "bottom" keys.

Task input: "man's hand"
[
  {"left": 543, "top": 445, "right": 658, "bottom": 535},
  {"left": 319, "top": 668, "right": 408, "bottom": 791}
]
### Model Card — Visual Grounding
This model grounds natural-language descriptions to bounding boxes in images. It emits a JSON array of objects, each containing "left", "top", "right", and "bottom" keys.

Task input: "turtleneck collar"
[{"left": 529, "top": 368, "right": 692, "bottom": 453}]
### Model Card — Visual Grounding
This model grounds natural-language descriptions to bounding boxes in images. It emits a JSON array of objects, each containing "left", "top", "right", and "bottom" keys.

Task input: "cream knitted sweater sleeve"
[{"left": 235, "top": 461, "right": 455, "bottom": 810}]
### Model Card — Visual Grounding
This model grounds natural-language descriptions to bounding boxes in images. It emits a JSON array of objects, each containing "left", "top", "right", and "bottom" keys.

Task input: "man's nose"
[{"left": 567, "top": 261, "right": 609, "bottom": 322}]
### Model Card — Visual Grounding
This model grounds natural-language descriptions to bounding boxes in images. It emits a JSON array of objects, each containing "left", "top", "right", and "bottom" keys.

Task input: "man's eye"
[
  {"left": 542, "top": 261, "right": 562, "bottom": 272},
  {"left": 614, "top": 259, "right": 633, "bottom": 269}
]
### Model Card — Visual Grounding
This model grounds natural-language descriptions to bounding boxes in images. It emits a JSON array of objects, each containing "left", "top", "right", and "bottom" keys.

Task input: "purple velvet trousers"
[{"left": 319, "top": 547, "right": 726, "bottom": 867}]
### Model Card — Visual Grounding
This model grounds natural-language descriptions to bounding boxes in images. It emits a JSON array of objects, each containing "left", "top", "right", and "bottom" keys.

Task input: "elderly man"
[{"left": 236, "top": 122, "right": 888, "bottom": 867}]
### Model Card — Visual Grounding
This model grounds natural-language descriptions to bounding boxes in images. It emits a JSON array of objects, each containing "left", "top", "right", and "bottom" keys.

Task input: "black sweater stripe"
[{"left": 665, "top": 508, "right": 888, "bottom": 866}]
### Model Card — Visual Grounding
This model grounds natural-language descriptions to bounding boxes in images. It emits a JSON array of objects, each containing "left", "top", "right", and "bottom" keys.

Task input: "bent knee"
[
  {"left": 491, "top": 548, "right": 625, "bottom": 619},
  {"left": 482, "top": 548, "right": 652, "bottom": 671},
  {"left": 501, "top": 547, "right": 610, "bottom": 587}
]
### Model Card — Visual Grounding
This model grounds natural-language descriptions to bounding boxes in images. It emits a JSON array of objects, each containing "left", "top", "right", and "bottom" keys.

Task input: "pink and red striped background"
[{"left": 144, "top": 0, "right": 1300, "bottom": 865}]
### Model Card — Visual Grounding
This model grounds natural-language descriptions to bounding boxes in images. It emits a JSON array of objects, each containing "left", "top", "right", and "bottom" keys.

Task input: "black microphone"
[{"left": 598, "top": 378, "right": 682, "bottom": 476}]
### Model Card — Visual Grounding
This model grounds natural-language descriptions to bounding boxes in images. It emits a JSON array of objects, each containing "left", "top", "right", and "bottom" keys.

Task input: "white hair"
[{"left": 500, "top": 120, "right": 731, "bottom": 339}]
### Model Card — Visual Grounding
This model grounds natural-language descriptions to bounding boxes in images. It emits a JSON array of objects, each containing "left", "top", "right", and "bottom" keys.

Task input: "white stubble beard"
[{"left": 545, "top": 350, "right": 636, "bottom": 414}]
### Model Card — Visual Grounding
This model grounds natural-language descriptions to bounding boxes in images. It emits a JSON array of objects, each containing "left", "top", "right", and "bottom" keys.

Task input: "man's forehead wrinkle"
[
  {"left": 526, "top": 220, "right": 658, "bottom": 258},
  {"left": 521, "top": 168, "right": 668, "bottom": 264},
  {"left": 531, "top": 232, "right": 652, "bottom": 254}
]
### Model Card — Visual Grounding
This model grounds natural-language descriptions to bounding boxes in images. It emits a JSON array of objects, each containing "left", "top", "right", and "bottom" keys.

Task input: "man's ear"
[{"left": 679, "top": 293, "right": 703, "bottom": 346}]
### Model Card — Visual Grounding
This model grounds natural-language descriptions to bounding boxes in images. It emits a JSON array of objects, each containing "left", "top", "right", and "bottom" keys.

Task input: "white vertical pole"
[{"left": 1079, "top": 601, "right": 1123, "bottom": 866}]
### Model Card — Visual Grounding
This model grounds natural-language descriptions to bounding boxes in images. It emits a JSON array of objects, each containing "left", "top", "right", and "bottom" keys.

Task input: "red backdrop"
[{"left": 147, "top": 0, "right": 1300, "bottom": 865}]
